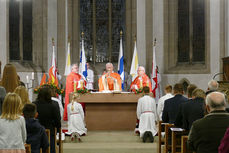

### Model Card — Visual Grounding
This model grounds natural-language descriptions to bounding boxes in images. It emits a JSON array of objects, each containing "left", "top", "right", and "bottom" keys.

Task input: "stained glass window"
[{"left": 80, "top": 0, "right": 126, "bottom": 63}]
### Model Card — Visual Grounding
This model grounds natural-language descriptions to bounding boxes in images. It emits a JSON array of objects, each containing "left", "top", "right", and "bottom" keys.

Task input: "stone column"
[
  {"left": 0, "top": 0, "right": 8, "bottom": 76},
  {"left": 225, "top": 0, "right": 229, "bottom": 56},
  {"left": 136, "top": 0, "right": 146, "bottom": 67}
]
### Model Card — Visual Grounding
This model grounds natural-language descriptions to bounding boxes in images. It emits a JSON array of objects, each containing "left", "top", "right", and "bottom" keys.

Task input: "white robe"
[
  {"left": 67, "top": 102, "right": 87, "bottom": 135},
  {"left": 137, "top": 95, "right": 157, "bottom": 138},
  {"left": 157, "top": 93, "right": 174, "bottom": 120},
  {"left": 51, "top": 97, "right": 64, "bottom": 120},
  {"left": 86, "top": 69, "right": 94, "bottom": 90}
]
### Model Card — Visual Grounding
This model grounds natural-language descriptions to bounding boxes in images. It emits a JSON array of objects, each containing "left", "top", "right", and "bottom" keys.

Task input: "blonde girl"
[
  {"left": 14, "top": 86, "right": 31, "bottom": 109},
  {"left": 67, "top": 93, "right": 87, "bottom": 141},
  {"left": 0, "top": 93, "right": 26, "bottom": 152}
]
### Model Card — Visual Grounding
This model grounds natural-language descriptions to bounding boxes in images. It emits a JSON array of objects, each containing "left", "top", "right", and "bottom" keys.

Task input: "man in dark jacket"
[
  {"left": 23, "top": 103, "right": 49, "bottom": 153},
  {"left": 162, "top": 83, "right": 188, "bottom": 123},
  {"left": 175, "top": 88, "right": 206, "bottom": 130},
  {"left": 188, "top": 92, "right": 229, "bottom": 153}
]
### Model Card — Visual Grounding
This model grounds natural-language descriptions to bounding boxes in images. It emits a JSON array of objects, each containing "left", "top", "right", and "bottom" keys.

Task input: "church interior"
[{"left": 1, "top": 0, "right": 229, "bottom": 153}]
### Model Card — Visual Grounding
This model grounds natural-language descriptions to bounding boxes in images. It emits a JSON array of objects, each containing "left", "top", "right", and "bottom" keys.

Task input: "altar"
[{"left": 76, "top": 92, "right": 149, "bottom": 131}]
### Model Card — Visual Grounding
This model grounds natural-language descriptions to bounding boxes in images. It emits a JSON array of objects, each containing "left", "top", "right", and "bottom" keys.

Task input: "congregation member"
[
  {"left": 157, "top": 85, "right": 173, "bottom": 120},
  {"left": 137, "top": 86, "right": 157, "bottom": 143},
  {"left": 218, "top": 127, "right": 229, "bottom": 153},
  {"left": 50, "top": 86, "right": 64, "bottom": 120},
  {"left": 0, "top": 63, "right": 19, "bottom": 93},
  {"left": 175, "top": 88, "right": 206, "bottom": 130},
  {"left": 98, "top": 62, "right": 122, "bottom": 92},
  {"left": 206, "top": 79, "right": 219, "bottom": 95},
  {"left": 14, "top": 85, "right": 31, "bottom": 106},
  {"left": 174, "top": 84, "right": 197, "bottom": 127},
  {"left": 0, "top": 93, "right": 26, "bottom": 151},
  {"left": 33, "top": 86, "right": 61, "bottom": 153},
  {"left": 0, "top": 86, "right": 6, "bottom": 115},
  {"left": 64, "top": 64, "right": 86, "bottom": 121},
  {"left": 67, "top": 93, "right": 87, "bottom": 142},
  {"left": 130, "top": 66, "right": 152, "bottom": 92},
  {"left": 188, "top": 92, "right": 229, "bottom": 153},
  {"left": 186, "top": 84, "right": 197, "bottom": 99},
  {"left": 23, "top": 103, "right": 49, "bottom": 153},
  {"left": 86, "top": 62, "right": 94, "bottom": 90},
  {"left": 162, "top": 83, "right": 188, "bottom": 123}
]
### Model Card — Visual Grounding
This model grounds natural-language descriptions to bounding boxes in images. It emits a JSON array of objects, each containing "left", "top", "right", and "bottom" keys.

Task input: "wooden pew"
[
  {"left": 25, "top": 144, "right": 31, "bottom": 153},
  {"left": 158, "top": 121, "right": 166, "bottom": 153},
  {"left": 164, "top": 123, "right": 175, "bottom": 153},
  {"left": 181, "top": 136, "right": 195, "bottom": 153},
  {"left": 55, "top": 128, "right": 63, "bottom": 153},
  {"left": 40, "top": 129, "right": 51, "bottom": 153},
  {"left": 171, "top": 127, "right": 188, "bottom": 153}
]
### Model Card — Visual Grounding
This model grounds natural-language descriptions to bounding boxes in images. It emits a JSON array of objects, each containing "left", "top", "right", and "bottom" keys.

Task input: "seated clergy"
[
  {"left": 137, "top": 86, "right": 157, "bottom": 142},
  {"left": 130, "top": 66, "right": 152, "bottom": 92},
  {"left": 98, "top": 63, "right": 122, "bottom": 92}
]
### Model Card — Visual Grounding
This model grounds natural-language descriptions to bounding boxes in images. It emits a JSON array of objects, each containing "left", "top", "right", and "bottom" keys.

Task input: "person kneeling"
[
  {"left": 137, "top": 86, "right": 157, "bottom": 143},
  {"left": 67, "top": 93, "right": 87, "bottom": 142}
]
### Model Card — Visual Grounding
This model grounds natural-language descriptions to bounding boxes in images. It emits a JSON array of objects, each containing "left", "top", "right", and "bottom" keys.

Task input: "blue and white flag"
[
  {"left": 118, "top": 37, "right": 125, "bottom": 90},
  {"left": 79, "top": 39, "right": 87, "bottom": 78}
]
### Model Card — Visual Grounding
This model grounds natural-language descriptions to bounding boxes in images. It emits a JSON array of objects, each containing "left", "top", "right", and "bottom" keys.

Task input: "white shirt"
[
  {"left": 52, "top": 97, "right": 64, "bottom": 120},
  {"left": 0, "top": 116, "right": 26, "bottom": 149},
  {"left": 86, "top": 69, "right": 94, "bottom": 90},
  {"left": 157, "top": 93, "right": 174, "bottom": 120}
]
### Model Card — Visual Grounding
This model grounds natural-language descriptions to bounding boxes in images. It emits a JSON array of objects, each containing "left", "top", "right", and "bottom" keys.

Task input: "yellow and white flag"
[
  {"left": 64, "top": 42, "right": 71, "bottom": 76},
  {"left": 130, "top": 41, "right": 139, "bottom": 81}
]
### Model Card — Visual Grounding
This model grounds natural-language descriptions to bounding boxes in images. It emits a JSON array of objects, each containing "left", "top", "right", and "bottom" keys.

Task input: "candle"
[
  {"left": 139, "top": 77, "right": 143, "bottom": 88},
  {"left": 31, "top": 72, "right": 34, "bottom": 80},
  {"left": 26, "top": 75, "right": 29, "bottom": 83},
  {"left": 74, "top": 80, "right": 76, "bottom": 92},
  {"left": 80, "top": 80, "right": 83, "bottom": 89}
]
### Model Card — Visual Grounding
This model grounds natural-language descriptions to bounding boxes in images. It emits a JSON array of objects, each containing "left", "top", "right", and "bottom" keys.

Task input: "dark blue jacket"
[
  {"left": 26, "top": 118, "right": 49, "bottom": 153},
  {"left": 162, "top": 94, "right": 188, "bottom": 123}
]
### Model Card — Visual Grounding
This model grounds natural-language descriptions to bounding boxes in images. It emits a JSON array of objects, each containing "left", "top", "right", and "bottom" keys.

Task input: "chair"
[
  {"left": 25, "top": 144, "right": 31, "bottom": 153},
  {"left": 40, "top": 129, "right": 51, "bottom": 153},
  {"left": 164, "top": 123, "right": 175, "bottom": 153}
]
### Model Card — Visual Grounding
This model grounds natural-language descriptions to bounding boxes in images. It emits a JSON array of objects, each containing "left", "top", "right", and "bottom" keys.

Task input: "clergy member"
[
  {"left": 130, "top": 66, "right": 152, "bottom": 92},
  {"left": 63, "top": 64, "right": 86, "bottom": 121},
  {"left": 98, "top": 63, "right": 122, "bottom": 92}
]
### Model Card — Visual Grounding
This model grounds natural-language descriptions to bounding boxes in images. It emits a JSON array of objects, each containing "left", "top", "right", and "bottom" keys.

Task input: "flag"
[
  {"left": 130, "top": 41, "right": 139, "bottom": 81},
  {"left": 39, "top": 73, "right": 47, "bottom": 86},
  {"left": 64, "top": 42, "right": 71, "bottom": 76},
  {"left": 79, "top": 39, "right": 87, "bottom": 78},
  {"left": 151, "top": 44, "right": 158, "bottom": 98},
  {"left": 118, "top": 37, "right": 125, "bottom": 90},
  {"left": 48, "top": 42, "right": 58, "bottom": 86}
]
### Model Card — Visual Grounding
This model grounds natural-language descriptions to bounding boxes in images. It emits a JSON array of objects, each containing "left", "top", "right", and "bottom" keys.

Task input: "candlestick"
[
  {"left": 26, "top": 75, "right": 29, "bottom": 84},
  {"left": 31, "top": 72, "right": 34, "bottom": 80}
]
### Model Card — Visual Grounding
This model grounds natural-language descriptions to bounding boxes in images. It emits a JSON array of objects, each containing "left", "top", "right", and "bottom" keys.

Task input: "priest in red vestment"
[
  {"left": 98, "top": 63, "right": 122, "bottom": 92},
  {"left": 63, "top": 64, "right": 86, "bottom": 121},
  {"left": 130, "top": 66, "right": 152, "bottom": 92}
]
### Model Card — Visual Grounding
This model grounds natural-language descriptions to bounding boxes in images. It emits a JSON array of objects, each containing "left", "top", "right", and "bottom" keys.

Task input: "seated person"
[
  {"left": 130, "top": 66, "right": 152, "bottom": 92},
  {"left": 98, "top": 63, "right": 122, "bottom": 92},
  {"left": 188, "top": 92, "right": 229, "bottom": 153},
  {"left": 137, "top": 86, "right": 157, "bottom": 142},
  {"left": 67, "top": 93, "right": 87, "bottom": 142},
  {"left": 219, "top": 127, "right": 229, "bottom": 153},
  {"left": 23, "top": 103, "right": 49, "bottom": 153},
  {"left": 175, "top": 88, "right": 206, "bottom": 130}
]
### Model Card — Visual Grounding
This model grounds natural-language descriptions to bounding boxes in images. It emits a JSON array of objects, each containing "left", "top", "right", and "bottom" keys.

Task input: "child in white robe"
[{"left": 67, "top": 93, "right": 87, "bottom": 141}]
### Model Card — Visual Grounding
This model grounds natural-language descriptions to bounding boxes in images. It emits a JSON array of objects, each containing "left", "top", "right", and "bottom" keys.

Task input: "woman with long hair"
[
  {"left": 0, "top": 93, "right": 26, "bottom": 152},
  {"left": 14, "top": 86, "right": 31, "bottom": 109},
  {"left": 0, "top": 63, "right": 19, "bottom": 93},
  {"left": 33, "top": 86, "right": 61, "bottom": 153}
]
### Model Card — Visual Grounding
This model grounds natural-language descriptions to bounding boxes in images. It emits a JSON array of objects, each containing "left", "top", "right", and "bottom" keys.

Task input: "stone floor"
[{"left": 63, "top": 131, "right": 158, "bottom": 153}]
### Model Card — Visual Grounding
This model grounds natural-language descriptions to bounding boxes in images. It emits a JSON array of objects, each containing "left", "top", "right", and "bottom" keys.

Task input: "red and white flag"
[
  {"left": 48, "top": 39, "right": 58, "bottom": 86},
  {"left": 151, "top": 42, "right": 158, "bottom": 98}
]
